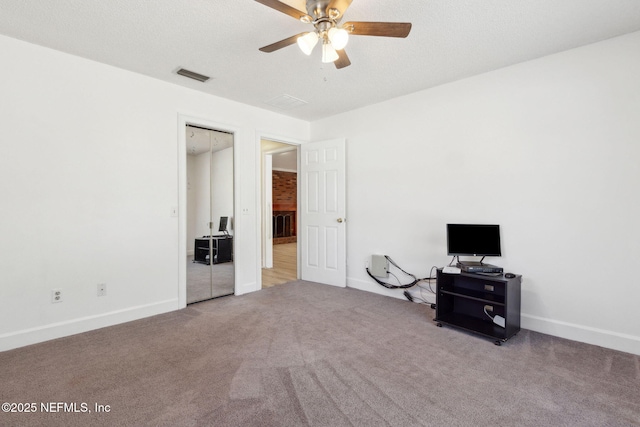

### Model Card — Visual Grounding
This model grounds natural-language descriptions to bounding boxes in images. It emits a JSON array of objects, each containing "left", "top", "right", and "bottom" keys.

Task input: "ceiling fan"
[{"left": 255, "top": 0, "right": 412, "bottom": 69}]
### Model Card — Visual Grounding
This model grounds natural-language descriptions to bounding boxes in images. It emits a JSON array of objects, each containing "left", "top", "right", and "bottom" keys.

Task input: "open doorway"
[{"left": 261, "top": 139, "right": 298, "bottom": 288}]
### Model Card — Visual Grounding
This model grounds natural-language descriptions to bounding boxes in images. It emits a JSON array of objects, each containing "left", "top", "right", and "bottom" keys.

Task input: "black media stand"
[
  {"left": 193, "top": 235, "right": 233, "bottom": 265},
  {"left": 435, "top": 269, "right": 521, "bottom": 345}
]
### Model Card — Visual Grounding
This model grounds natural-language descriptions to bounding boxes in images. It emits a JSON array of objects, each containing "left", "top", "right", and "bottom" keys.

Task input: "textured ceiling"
[{"left": 1, "top": 0, "right": 640, "bottom": 121}]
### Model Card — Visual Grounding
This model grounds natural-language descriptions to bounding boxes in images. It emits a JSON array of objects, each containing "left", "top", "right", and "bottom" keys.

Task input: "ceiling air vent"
[
  {"left": 265, "top": 94, "right": 308, "bottom": 110},
  {"left": 177, "top": 68, "right": 210, "bottom": 82}
]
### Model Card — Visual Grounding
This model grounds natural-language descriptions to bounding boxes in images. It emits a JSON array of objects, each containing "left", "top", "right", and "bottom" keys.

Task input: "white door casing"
[
  {"left": 263, "top": 154, "right": 273, "bottom": 268},
  {"left": 300, "top": 138, "right": 346, "bottom": 287}
]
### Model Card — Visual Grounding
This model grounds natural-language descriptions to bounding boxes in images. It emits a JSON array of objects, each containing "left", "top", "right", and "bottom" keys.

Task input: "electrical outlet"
[
  {"left": 51, "top": 289, "right": 63, "bottom": 303},
  {"left": 484, "top": 305, "right": 494, "bottom": 312},
  {"left": 97, "top": 283, "right": 107, "bottom": 297}
]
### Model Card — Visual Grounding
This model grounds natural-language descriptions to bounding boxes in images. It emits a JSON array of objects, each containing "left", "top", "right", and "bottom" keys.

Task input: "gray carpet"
[
  {"left": 187, "top": 256, "right": 234, "bottom": 304},
  {"left": 1, "top": 281, "right": 639, "bottom": 427}
]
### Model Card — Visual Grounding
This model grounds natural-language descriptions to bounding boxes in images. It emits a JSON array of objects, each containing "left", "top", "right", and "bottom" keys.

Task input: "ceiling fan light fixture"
[
  {"left": 321, "top": 42, "right": 339, "bottom": 63},
  {"left": 255, "top": 0, "right": 413, "bottom": 69},
  {"left": 328, "top": 27, "right": 349, "bottom": 50},
  {"left": 297, "top": 31, "right": 319, "bottom": 55}
]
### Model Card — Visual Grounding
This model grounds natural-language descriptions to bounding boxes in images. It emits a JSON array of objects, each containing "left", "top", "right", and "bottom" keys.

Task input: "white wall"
[
  {"left": 0, "top": 34, "right": 309, "bottom": 351},
  {"left": 3, "top": 29, "right": 639, "bottom": 356},
  {"left": 311, "top": 31, "right": 640, "bottom": 355}
]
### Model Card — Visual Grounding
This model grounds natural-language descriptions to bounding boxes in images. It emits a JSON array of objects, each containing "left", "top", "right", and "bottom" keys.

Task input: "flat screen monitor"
[
  {"left": 219, "top": 216, "right": 228, "bottom": 233},
  {"left": 447, "top": 224, "right": 501, "bottom": 257}
]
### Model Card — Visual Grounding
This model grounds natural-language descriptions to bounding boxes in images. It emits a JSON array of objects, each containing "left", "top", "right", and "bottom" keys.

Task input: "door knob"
[{"left": 337, "top": 218, "right": 344, "bottom": 223}]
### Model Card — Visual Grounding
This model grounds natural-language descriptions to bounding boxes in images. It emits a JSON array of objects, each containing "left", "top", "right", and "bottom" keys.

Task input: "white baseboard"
[
  {"left": 348, "top": 276, "right": 640, "bottom": 355},
  {"left": 347, "top": 277, "right": 406, "bottom": 299},
  {"left": 521, "top": 313, "right": 640, "bottom": 356},
  {"left": 347, "top": 277, "right": 435, "bottom": 304},
  {"left": 235, "top": 281, "right": 258, "bottom": 296},
  {"left": 0, "top": 299, "right": 179, "bottom": 352},
  {"left": 5, "top": 283, "right": 638, "bottom": 356}
]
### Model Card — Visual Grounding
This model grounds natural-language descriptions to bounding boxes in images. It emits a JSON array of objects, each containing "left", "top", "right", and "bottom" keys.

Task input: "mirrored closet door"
[{"left": 186, "top": 125, "right": 234, "bottom": 304}]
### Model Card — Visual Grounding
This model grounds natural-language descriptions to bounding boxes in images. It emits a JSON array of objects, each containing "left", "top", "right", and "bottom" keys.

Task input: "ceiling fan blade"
[
  {"left": 259, "top": 33, "right": 306, "bottom": 53},
  {"left": 255, "top": 0, "right": 312, "bottom": 22},
  {"left": 334, "top": 49, "right": 351, "bottom": 69},
  {"left": 326, "top": 0, "right": 353, "bottom": 18},
  {"left": 343, "top": 22, "right": 412, "bottom": 38}
]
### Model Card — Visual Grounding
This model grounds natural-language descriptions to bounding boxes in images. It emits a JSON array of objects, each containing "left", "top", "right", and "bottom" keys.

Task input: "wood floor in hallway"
[{"left": 262, "top": 242, "right": 297, "bottom": 288}]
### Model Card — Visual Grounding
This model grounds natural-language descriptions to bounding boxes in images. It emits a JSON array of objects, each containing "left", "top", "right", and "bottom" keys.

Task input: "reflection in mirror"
[{"left": 186, "top": 125, "right": 234, "bottom": 304}]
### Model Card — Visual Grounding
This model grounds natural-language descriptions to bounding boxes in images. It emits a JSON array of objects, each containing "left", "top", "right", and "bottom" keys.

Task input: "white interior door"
[{"left": 300, "top": 138, "right": 346, "bottom": 287}]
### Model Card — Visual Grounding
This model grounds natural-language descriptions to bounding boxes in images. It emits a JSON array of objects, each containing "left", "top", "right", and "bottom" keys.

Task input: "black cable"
[
  {"left": 408, "top": 291, "right": 430, "bottom": 304},
  {"left": 414, "top": 266, "right": 440, "bottom": 309},
  {"left": 403, "top": 290, "right": 414, "bottom": 302},
  {"left": 385, "top": 256, "right": 418, "bottom": 282},
  {"left": 413, "top": 266, "right": 438, "bottom": 294},
  {"left": 388, "top": 271, "right": 402, "bottom": 286},
  {"left": 366, "top": 257, "right": 438, "bottom": 309},
  {"left": 427, "top": 265, "right": 437, "bottom": 293},
  {"left": 365, "top": 255, "right": 421, "bottom": 289},
  {"left": 419, "top": 286, "right": 430, "bottom": 302},
  {"left": 366, "top": 258, "right": 439, "bottom": 292},
  {"left": 366, "top": 267, "right": 416, "bottom": 289}
]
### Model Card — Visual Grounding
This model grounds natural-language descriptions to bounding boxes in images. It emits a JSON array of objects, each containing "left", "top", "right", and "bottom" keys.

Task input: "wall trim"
[
  {"left": 0, "top": 299, "right": 179, "bottom": 352},
  {"left": 521, "top": 313, "right": 640, "bottom": 356},
  {"left": 349, "top": 277, "right": 639, "bottom": 356},
  {"left": 347, "top": 277, "right": 407, "bottom": 300},
  {"left": 235, "top": 281, "right": 258, "bottom": 296}
]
